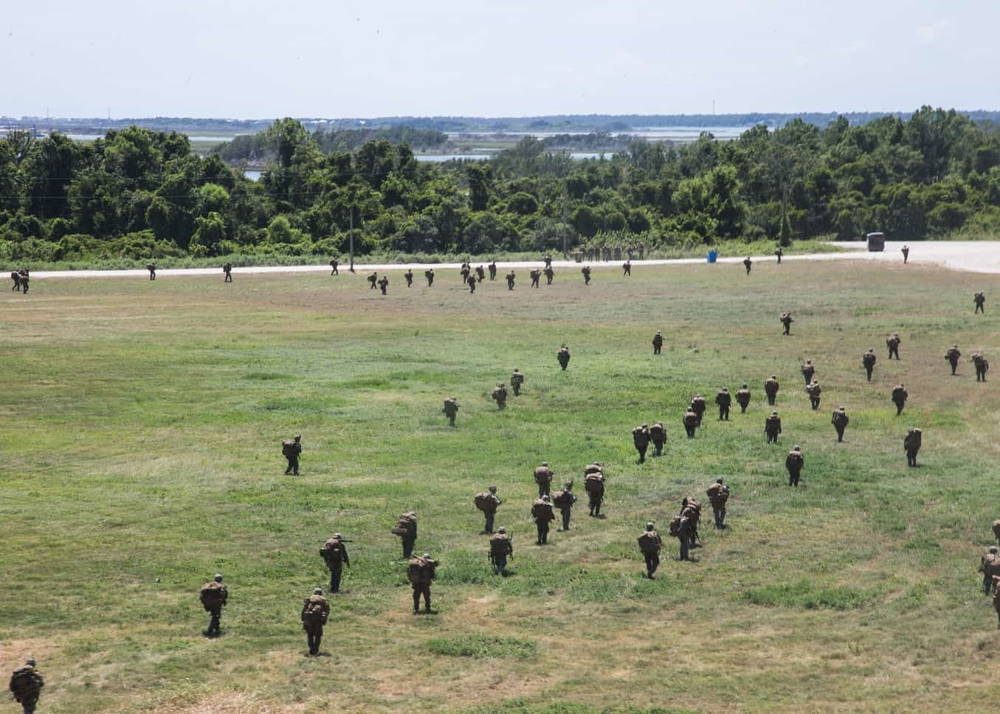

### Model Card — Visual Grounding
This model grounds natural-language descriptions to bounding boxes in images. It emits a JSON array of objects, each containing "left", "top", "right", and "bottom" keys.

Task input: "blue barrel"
[{"left": 707, "top": 250, "right": 718, "bottom": 263}]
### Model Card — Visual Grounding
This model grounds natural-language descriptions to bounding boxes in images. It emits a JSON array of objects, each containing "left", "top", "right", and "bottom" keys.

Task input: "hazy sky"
[{"left": 3, "top": 0, "right": 997, "bottom": 118}]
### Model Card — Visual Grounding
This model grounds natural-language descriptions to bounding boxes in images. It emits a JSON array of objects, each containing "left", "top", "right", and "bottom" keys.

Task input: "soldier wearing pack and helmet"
[
  {"left": 490, "top": 383, "right": 508, "bottom": 410},
  {"left": 904, "top": 428, "right": 922, "bottom": 467},
  {"left": 367, "top": 271, "right": 378, "bottom": 289},
  {"left": 780, "top": 312, "right": 794, "bottom": 335},
  {"left": 764, "top": 376, "right": 779, "bottom": 406},
  {"left": 320, "top": 534, "right": 350, "bottom": 593},
  {"left": 10, "top": 271, "right": 21, "bottom": 292},
  {"left": 801, "top": 360, "right": 815, "bottom": 385},
  {"left": 300, "top": 587, "right": 330, "bottom": 655},
  {"left": 785, "top": 445, "right": 804, "bottom": 486},
  {"left": 637, "top": 523, "right": 663, "bottom": 579},
  {"left": 715, "top": 387, "right": 732, "bottom": 420},
  {"left": 282, "top": 435, "right": 302, "bottom": 475},
  {"left": 378, "top": 275, "right": 389, "bottom": 295},
  {"left": 404, "top": 269, "right": 414, "bottom": 287},
  {"left": 974, "top": 292, "right": 986, "bottom": 314},
  {"left": 489, "top": 528, "right": 513, "bottom": 575},
  {"left": 442, "top": 396, "right": 459, "bottom": 426},
  {"left": 552, "top": 481, "right": 577, "bottom": 530},
  {"left": 992, "top": 576, "right": 1000, "bottom": 629},
  {"left": 557, "top": 345, "right": 571, "bottom": 370},
  {"left": 972, "top": 352, "right": 989, "bottom": 382},
  {"left": 199, "top": 573, "right": 228, "bottom": 637},
  {"left": 683, "top": 406, "right": 699, "bottom": 438},
  {"left": 510, "top": 369, "right": 525, "bottom": 395},
  {"left": 862, "top": 348, "right": 877, "bottom": 382},
  {"left": 531, "top": 495, "right": 556, "bottom": 544},
  {"left": 832, "top": 406, "right": 849, "bottom": 443},
  {"left": 506, "top": 270, "right": 516, "bottom": 290},
  {"left": 407, "top": 553, "right": 438, "bottom": 614},
  {"left": 530, "top": 269, "right": 541, "bottom": 287},
  {"left": 690, "top": 394, "right": 707, "bottom": 426},
  {"left": 736, "top": 384, "right": 751, "bottom": 413},
  {"left": 706, "top": 478, "right": 730, "bottom": 529},
  {"left": 891, "top": 384, "right": 908, "bottom": 415},
  {"left": 534, "top": 462, "right": 554, "bottom": 498},
  {"left": 945, "top": 345, "right": 962, "bottom": 375},
  {"left": 474, "top": 486, "right": 502, "bottom": 533},
  {"left": 765, "top": 411, "right": 782, "bottom": 444},
  {"left": 392, "top": 512, "right": 418, "bottom": 559},
  {"left": 652, "top": 330, "right": 664, "bottom": 355},
  {"left": 8, "top": 659, "right": 43, "bottom": 714},
  {"left": 424, "top": 268, "right": 435, "bottom": 286},
  {"left": 632, "top": 424, "right": 651, "bottom": 463},
  {"left": 649, "top": 421, "right": 666, "bottom": 456},
  {"left": 980, "top": 546, "right": 1000, "bottom": 594},
  {"left": 584, "top": 468, "right": 606, "bottom": 517},
  {"left": 475, "top": 265, "right": 486, "bottom": 282},
  {"left": 886, "top": 332, "right": 901, "bottom": 360},
  {"left": 488, "top": 261, "right": 497, "bottom": 280},
  {"left": 581, "top": 265, "right": 592, "bottom": 285}
]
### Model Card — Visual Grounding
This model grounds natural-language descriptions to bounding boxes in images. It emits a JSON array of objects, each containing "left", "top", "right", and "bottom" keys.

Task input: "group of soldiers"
[{"left": 9, "top": 269, "right": 30, "bottom": 293}]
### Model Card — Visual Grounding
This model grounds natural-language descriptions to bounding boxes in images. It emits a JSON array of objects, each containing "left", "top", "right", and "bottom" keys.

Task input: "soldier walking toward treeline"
[
  {"left": 691, "top": 394, "right": 707, "bottom": 426},
  {"left": 891, "top": 384, "right": 908, "bottom": 415},
  {"left": 632, "top": 424, "right": 650, "bottom": 463},
  {"left": 544, "top": 266, "right": 555, "bottom": 285},
  {"left": 765, "top": 376, "right": 779, "bottom": 405},
  {"left": 8, "top": 658, "right": 43, "bottom": 714},
  {"left": 806, "top": 380, "right": 822, "bottom": 410},
  {"left": 282, "top": 434, "right": 302, "bottom": 475},
  {"left": 765, "top": 411, "right": 782, "bottom": 444},
  {"left": 532, "top": 495, "right": 556, "bottom": 544},
  {"left": 623, "top": 260, "right": 631, "bottom": 276},
  {"left": 683, "top": 406, "right": 699, "bottom": 438},
  {"left": 320, "top": 533, "right": 350, "bottom": 593},
  {"left": 530, "top": 269, "right": 541, "bottom": 287},
  {"left": 367, "top": 271, "right": 378, "bottom": 289},
  {"left": 862, "top": 348, "right": 877, "bottom": 381},
  {"left": 491, "top": 382, "right": 508, "bottom": 409},
  {"left": 147, "top": 263, "right": 156, "bottom": 280},
  {"left": 736, "top": 383, "right": 751, "bottom": 413},
  {"left": 716, "top": 387, "right": 731, "bottom": 420},
  {"left": 638, "top": 523, "right": 662, "bottom": 579},
  {"left": 488, "top": 261, "right": 497, "bottom": 280},
  {"left": 979, "top": 546, "right": 1000, "bottom": 594},
  {"left": 489, "top": 528, "right": 513, "bottom": 575},
  {"left": 223, "top": 262, "right": 232, "bottom": 282},
  {"left": 904, "top": 428, "right": 922, "bottom": 467},
  {"left": 506, "top": 271, "right": 516, "bottom": 290},
  {"left": 18, "top": 270, "right": 29, "bottom": 293},
  {"left": 886, "top": 332, "right": 901, "bottom": 360},
  {"left": 475, "top": 265, "right": 486, "bottom": 282},
  {"left": 557, "top": 344, "right": 571, "bottom": 370},
  {"left": 425, "top": 268, "right": 434, "bottom": 286},
  {"left": 510, "top": 369, "right": 524, "bottom": 395},
  {"left": 301, "top": 587, "right": 330, "bottom": 655},
  {"left": 652, "top": 330, "right": 663, "bottom": 354},
  {"left": 330, "top": 258, "right": 339, "bottom": 275},
  {"left": 972, "top": 352, "right": 989, "bottom": 382},
  {"left": 786, "top": 445, "right": 804, "bottom": 486},
  {"left": 474, "top": 486, "right": 502, "bottom": 533},
  {"left": 408, "top": 553, "right": 437, "bottom": 614},
  {"left": 393, "top": 512, "right": 418, "bottom": 558},
  {"left": 743, "top": 256, "right": 752, "bottom": 275},
  {"left": 801, "top": 360, "right": 815, "bottom": 385},
  {"left": 832, "top": 406, "right": 849, "bottom": 442},
  {"left": 945, "top": 345, "right": 962, "bottom": 375},
  {"left": 404, "top": 269, "right": 413, "bottom": 287},
  {"left": 585, "top": 468, "right": 605, "bottom": 517},
  {"left": 442, "top": 396, "right": 459, "bottom": 426},
  {"left": 649, "top": 421, "right": 666, "bottom": 456},
  {"left": 10, "top": 271, "right": 21, "bottom": 292},
  {"left": 706, "top": 478, "right": 730, "bottom": 528},
  {"left": 974, "top": 292, "right": 985, "bottom": 314},
  {"left": 552, "top": 481, "right": 576, "bottom": 530},
  {"left": 534, "top": 462, "right": 554, "bottom": 497},
  {"left": 582, "top": 265, "right": 591, "bottom": 285},
  {"left": 199, "top": 573, "right": 228, "bottom": 637}
]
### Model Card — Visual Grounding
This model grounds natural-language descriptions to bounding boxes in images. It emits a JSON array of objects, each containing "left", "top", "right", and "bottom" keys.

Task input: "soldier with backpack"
[
  {"left": 632, "top": 424, "right": 650, "bottom": 463},
  {"left": 993, "top": 577, "right": 1000, "bottom": 629},
  {"left": 330, "top": 258, "right": 339, "bottom": 275},
  {"left": 891, "top": 384, "right": 908, "bottom": 415},
  {"left": 491, "top": 383, "right": 508, "bottom": 410},
  {"left": 544, "top": 266, "right": 555, "bottom": 285},
  {"left": 8, "top": 659, "right": 43, "bottom": 714},
  {"left": 683, "top": 407, "right": 699, "bottom": 438},
  {"left": 552, "top": 482, "right": 577, "bottom": 530},
  {"left": 780, "top": 312, "right": 794, "bottom": 335},
  {"left": 706, "top": 478, "right": 730, "bottom": 529},
  {"left": 637, "top": 523, "right": 663, "bottom": 579},
  {"left": 786, "top": 445, "right": 804, "bottom": 486},
  {"left": 581, "top": 265, "right": 592, "bottom": 285},
  {"left": 557, "top": 345, "right": 571, "bottom": 370},
  {"left": 408, "top": 553, "right": 437, "bottom": 614},
  {"left": 886, "top": 332, "right": 901, "bottom": 360},
  {"left": 506, "top": 271, "right": 516, "bottom": 290},
  {"left": 530, "top": 269, "right": 541, "bottom": 287},
  {"left": 690, "top": 394, "right": 707, "bottom": 427},
  {"left": 392, "top": 512, "right": 418, "bottom": 559},
  {"left": 945, "top": 345, "right": 962, "bottom": 375},
  {"left": 973, "top": 353, "right": 990, "bottom": 382},
  {"left": 975, "top": 292, "right": 986, "bottom": 314},
  {"left": 488, "top": 261, "right": 497, "bottom": 281},
  {"left": 282, "top": 435, "right": 302, "bottom": 475},
  {"left": 378, "top": 275, "right": 389, "bottom": 295},
  {"left": 404, "top": 269, "right": 414, "bottom": 287},
  {"left": 862, "top": 348, "right": 877, "bottom": 382},
  {"left": 743, "top": 256, "right": 752, "bottom": 275},
  {"left": 716, "top": 388, "right": 732, "bottom": 420},
  {"left": 904, "top": 428, "right": 922, "bottom": 467},
  {"left": 510, "top": 369, "right": 525, "bottom": 395},
  {"left": 585, "top": 470, "right": 605, "bottom": 517},
  {"left": 320, "top": 534, "right": 350, "bottom": 594},
  {"left": 764, "top": 376, "right": 780, "bottom": 405},
  {"left": 736, "top": 384, "right": 751, "bottom": 413},
  {"left": 801, "top": 360, "right": 815, "bottom": 385},
  {"left": 765, "top": 411, "right": 782, "bottom": 444},
  {"left": 534, "top": 462, "right": 554, "bottom": 498},
  {"left": 832, "top": 407, "right": 849, "bottom": 443},
  {"left": 301, "top": 587, "right": 330, "bottom": 655},
  {"left": 489, "top": 528, "right": 513, "bottom": 575},
  {"left": 199, "top": 573, "right": 228, "bottom": 637},
  {"left": 806, "top": 380, "right": 822, "bottom": 410},
  {"left": 424, "top": 268, "right": 434, "bottom": 286},
  {"left": 531, "top": 495, "right": 556, "bottom": 544},
  {"left": 18, "top": 270, "right": 28, "bottom": 293},
  {"left": 670, "top": 507, "right": 695, "bottom": 561},
  {"left": 475, "top": 265, "right": 486, "bottom": 282},
  {"left": 147, "top": 263, "right": 156, "bottom": 280},
  {"left": 442, "top": 396, "right": 459, "bottom": 427},
  {"left": 649, "top": 422, "right": 666, "bottom": 456},
  {"left": 10, "top": 271, "right": 21, "bottom": 292},
  {"left": 652, "top": 330, "right": 664, "bottom": 354},
  {"left": 474, "top": 486, "right": 502, "bottom": 533},
  {"left": 223, "top": 262, "right": 233, "bottom": 282},
  {"left": 980, "top": 546, "right": 1000, "bottom": 594}
]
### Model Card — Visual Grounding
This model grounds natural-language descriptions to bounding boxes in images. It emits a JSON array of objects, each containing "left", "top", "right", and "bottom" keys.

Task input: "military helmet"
[
  {"left": 214, "top": 573, "right": 223, "bottom": 582},
  {"left": 450, "top": 396, "right": 456, "bottom": 401},
  {"left": 990, "top": 546, "right": 999, "bottom": 554},
  {"left": 294, "top": 434, "right": 301, "bottom": 440},
  {"left": 313, "top": 587, "right": 323, "bottom": 595},
  {"left": 793, "top": 444, "right": 800, "bottom": 450},
  {"left": 333, "top": 532, "right": 342, "bottom": 539},
  {"left": 497, "top": 527, "right": 506, "bottom": 534},
  {"left": 716, "top": 477, "right": 724, "bottom": 484},
  {"left": 423, "top": 552, "right": 431, "bottom": 559},
  {"left": 771, "top": 410, "right": 778, "bottom": 416},
  {"left": 722, "top": 387, "right": 728, "bottom": 391},
  {"left": 541, "top": 461, "right": 549, "bottom": 467},
  {"left": 645, "top": 522, "right": 655, "bottom": 531},
  {"left": 25, "top": 658, "right": 36, "bottom": 667},
  {"left": 563, "top": 481, "right": 573, "bottom": 489},
  {"left": 641, "top": 423, "right": 648, "bottom": 428},
  {"left": 541, "top": 494, "right": 551, "bottom": 502},
  {"left": 741, "top": 383, "right": 747, "bottom": 388},
  {"left": 656, "top": 330, "right": 662, "bottom": 335},
  {"left": 488, "top": 485, "right": 497, "bottom": 492},
  {"left": 838, "top": 406, "right": 845, "bottom": 411},
  {"left": 771, "top": 375, "right": 777, "bottom": 379}
]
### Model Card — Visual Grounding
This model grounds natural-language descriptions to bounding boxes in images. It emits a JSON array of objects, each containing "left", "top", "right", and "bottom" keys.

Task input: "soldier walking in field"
[
  {"left": 706, "top": 478, "right": 730, "bottom": 528},
  {"left": 623, "top": 260, "right": 631, "bottom": 276},
  {"left": 632, "top": 424, "right": 651, "bottom": 463},
  {"left": 862, "top": 348, "right": 877, "bottom": 381},
  {"left": 530, "top": 269, "right": 541, "bottom": 288},
  {"left": 506, "top": 271, "right": 516, "bottom": 290},
  {"left": 901, "top": 245, "right": 910, "bottom": 263},
  {"left": 474, "top": 486, "right": 502, "bottom": 533},
  {"left": 490, "top": 383, "right": 508, "bottom": 409},
  {"left": 442, "top": 396, "right": 459, "bottom": 427},
  {"left": 743, "top": 256, "right": 752, "bottom": 275},
  {"left": 765, "top": 411, "right": 782, "bottom": 444},
  {"left": 801, "top": 360, "right": 815, "bottom": 385},
  {"left": 652, "top": 330, "right": 663, "bottom": 354},
  {"left": 320, "top": 534, "right": 350, "bottom": 593},
  {"left": 638, "top": 523, "right": 662, "bottom": 579},
  {"left": 585, "top": 469, "right": 605, "bottom": 517},
  {"left": 775, "top": 246, "right": 783, "bottom": 263},
  {"left": 716, "top": 387, "right": 732, "bottom": 420},
  {"left": 367, "top": 271, "right": 378, "bottom": 289},
  {"left": 886, "top": 332, "right": 901, "bottom": 360},
  {"left": 460, "top": 263, "right": 471, "bottom": 284},
  {"left": 10, "top": 271, "right": 21, "bottom": 292},
  {"left": 199, "top": 573, "right": 228, "bottom": 637},
  {"left": 510, "top": 369, "right": 525, "bottom": 395},
  {"left": 972, "top": 353, "right": 990, "bottom": 382},
  {"left": 330, "top": 258, "right": 339, "bottom": 275},
  {"left": 475, "top": 265, "right": 486, "bottom": 282},
  {"left": 832, "top": 406, "right": 849, "bottom": 442},
  {"left": 764, "top": 376, "right": 779, "bottom": 406},
  {"left": 946, "top": 345, "right": 962, "bottom": 375},
  {"left": 532, "top": 495, "right": 556, "bottom": 544},
  {"left": 582, "top": 265, "right": 591, "bottom": 285},
  {"left": 488, "top": 261, "right": 497, "bottom": 281},
  {"left": 690, "top": 394, "right": 707, "bottom": 426},
  {"left": 404, "top": 269, "right": 413, "bottom": 287},
  {"left": 425, "top": 268, "right": 434, "bottom": 286},
  {"left": 904, "top": 428, "right": 922, "bottom": 467},
  {"left": 786, "top": 445, "right": 804, "bottom": 486},
  {"left": 8, "top": 659, "right": 43, "bottom": 714},
  {"left": 378, "top": 276, "right": 389, "bottom": 295},
  {"left": 993, "top": 519, "right": 1000, "bottom": 547},
  {"left": 147, "top": 263, "right": 157, "bottom": 280},
  {"left": 891, "top": 384, "right": 908, "bottom": 415},
  {"left": 467, "top": 274, "right": 477, "bottom": 293},
  {"left": 552, "top": 482, "right": 576, "bottom": 530},
  {"left": 282, "top": 435, "right": 302, "bottom": 475},
  {"left": 683, "top": 406, "right": 699, "bottom": 438},
  {"left": 780, "top": 312, "right": 794, "bottom": 335},
  {"left": 301, "top": 587, "right": 330, "bottom": 655},
  {"left": 18, "top": 270, "right": 29, "bottom": 293},
  {"left": 975, "top": 292, "right": 986, "bottom": 314},
  {"left": 736, "top": 383, "right": 751, "bottom": 413},
  {"left": 649, "top": 421, "right": 666, "bottom": 456},
  {"left": 489, "top": 529, "right": 513, "bottom": 575},
  {"left": 806, "top": 380, "right": 822, "bottom": 410},
  {"left": 979, "top": 546, "right": 1000, "bottom": 594},
  {"left": 223, "top": 262, "right": 232, "bottom": 282},
  {"left": 393, "top": 512, "right": 418, "bottom": 559},
  {"left": 544, "top": 266, "right": 555, "bottom": 285},
  {"left": 534, "top": 462, "right": 554, "bottom": 498},
  {"left": 557, "top": 344, "right": 571, "bottom": 370}
]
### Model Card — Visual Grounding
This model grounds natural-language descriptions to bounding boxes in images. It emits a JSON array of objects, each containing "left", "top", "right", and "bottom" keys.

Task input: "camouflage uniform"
[
  {"left": 775, "top": 247, "right": 783, "bottom": 263},
  {"left": 806, "top": 380, "right": 822, "bottom": 410},
  {"left": 320, "top": 535, "right": 350, "bottom": 593},
  {"left": 706, "top": 478, "right": 730, "bottom": 528},
  {"left": 223, "top": 262, "right": 232, "bottom": 282},
  {"left": 301, "top": 588, "right": 330, "bottom": 655},
  {"left": 18, "top": 270, "right": 28, "bottom": 293},
  {"left": 891, "top": 384, "right": 908, "bottom": 415},
  {"left": 743, "top": 256, "right": 752, "bottom": 275},
  {"left": 534, "top": 463, "right": 554, "bottom": 498},
  {"left": 532, "top": 496, "right": 556, "bottom": 544},
  {"left": 736, "top": 384, "right": 751, "bottom": 413},
  {"left": 832, "top": 407, "right": 849, "bottom": 443},
  {"left": 632, "top": 424, "right": 651, "bottom": 463},
  {"left": 785, "top": 446, "right": 804, "bottom": 486},
  {"left": 442, "top": 397, "right": 459, "bottom": 426},
  {"left": 460, "top": 264, "right": 471, "bottom": 283},
  {"left": 475, "top": 486, "right": 502, "bottom": 533},
  {"left": 801, "top": 360, "right": 815, "bottom": 386},
  {"left": 530, "top": 269, "right": 541, "bottom": 288},
  {"left": 780, "top": 313, "right": 794, "bottom": 335},
  {"left": 585, "top": 471, "right": 605, "bottom": 517},
  {"left": 199, "top": 574, "right": 228, "bottom": 637},
  {"left": 972, "top": 353, "right": 989, "bottom": 382},
  {"left": 582, "top": 266, "right": 591, "bottom": 285},
  {"left": 393, "top": 512, "right": 418, "bottom": 559},
  {"left": 652, "top": 331, "right": 663, "bottom": 355},
  {"left": 904, "top": 428, "right": 921, "bottom": 467},
  {"left": 886, "top": 333, "right": 901, "bottom": 360},
  {"left": 425, "top": 269, "right": 435, "bottom": 286},
  {"left": 765, "top": 411, "right": 782, "bottom": 444},
  {"left": 378, "top": 276, "right": 389, "bottom": 295},
  {"left": 993, "top": 577, "right": 1000, "bottom": 628},
  {"left": 330, "top": 258, "right": 339, "bottom": 275},
  {"left": 10, "top": 271, "right": 21, "bottom": 292},
  {"left": 490, "top": 383, "right": 508, "bottom": 410},
  {"left": 147, "top": 263, "right": 156, "bottom": 280},
  {"left": 489, "top": 530, "right": 513, "bottom": 574},
  {"left": 623, "top": 260, "right": 631, "bottom": 276},
  {"left": 764, "top": 376, "right": 779, "bottom": 406},
  {"left": 506, "top": 271, "right": 516, "bottom": 290},
  {"left": 993, "top": 519, "right": 1000, "bottom": 547},
  {"left": 404, "top": 270, "right": 413, "bottom": 287},
  {"left": 408, "top": 555, "right": 437, "bottom": 614},
  {"left": 488, "top": 261, "right": 497, "bottom": 280},
  {"left": 974, "top": 292, "right": 985, "bottom": 314},
  {"left": 945, "top": 345, "right": 962, "bottom": 375},
  {"left": 980, "top": 547, "right": 1000, "bottom": 594},
  {"left": 510, "top": 369, "right": 525, "bottom": 395},
  {"left": 8, "top": 660, "right": 43, "bottom": 714},
  {"left": 716, "top": 388, "right": 732, "bottom": 420},
  {"left": 683, "top": 409, "right": 699, "bottom": 438},
  {"left": 475, "top": 265, "right": 486, "bottom": 282},
  {"left": 282, "top": 435, "right": 302, "bottom": 475},
  {"left": 690, "top": 395, "right": 707, "bottom": 426},
  {"left": 367, "top": 272, "right": 378, "bottom": 289},
  {"left": 649, "top": 421, "right": 666, "bottom": 456},
  {"left": 544, "top": 267, "right": 555, "bottom": 285},
  {"left": 862, "top": 349, "right": 877, "bottom": 381},
  {"left": 557, "top": 345, "right": 571, "bottom": 370},
  {"left": 467, "top": 275, "right": 477, "bottom": 293},
  {"left": 638, "top": 524, "right": 663, "bottom": 578},
  {"left": 552, "top": 482, "right": 577, "bottom": 530}
]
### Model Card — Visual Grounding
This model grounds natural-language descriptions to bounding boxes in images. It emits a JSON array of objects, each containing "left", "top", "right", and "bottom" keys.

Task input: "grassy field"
[{"left": 1, "top": 259, "right": 999, "bottom": 713}]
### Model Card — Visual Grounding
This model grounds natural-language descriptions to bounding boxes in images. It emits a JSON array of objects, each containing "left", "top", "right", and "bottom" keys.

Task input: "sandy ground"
[{"left": 22, "top": 240, "right": 1000, "bottom": 279}]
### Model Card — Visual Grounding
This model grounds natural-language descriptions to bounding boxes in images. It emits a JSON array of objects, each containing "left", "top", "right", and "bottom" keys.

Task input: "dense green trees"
[{"left": 1, "top": 108, "right": 997, "bottom": 264}]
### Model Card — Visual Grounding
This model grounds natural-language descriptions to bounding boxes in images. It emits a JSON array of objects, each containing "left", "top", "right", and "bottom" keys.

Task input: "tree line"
[{"left": 0, "top": 106, "right": 997, "bottom": 264}]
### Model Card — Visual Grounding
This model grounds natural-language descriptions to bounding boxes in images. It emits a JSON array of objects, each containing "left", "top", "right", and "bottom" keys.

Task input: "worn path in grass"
[
  {"left": 24, "top": 240, "right": 1000, "bottom": 280},
  {"left": 2, "top": 260, "right": 1000, "bottom": 712}
]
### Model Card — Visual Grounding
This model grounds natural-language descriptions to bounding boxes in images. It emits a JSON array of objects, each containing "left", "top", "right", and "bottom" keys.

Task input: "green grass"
[{"left": 1, "top": 258, "right": 999, "bottom": 712}]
